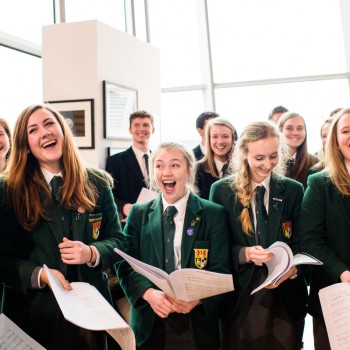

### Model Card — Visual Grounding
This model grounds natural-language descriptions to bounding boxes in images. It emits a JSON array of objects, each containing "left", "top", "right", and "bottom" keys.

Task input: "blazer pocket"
[
  {"left": 280, "top": 215, "right": 293, "bottom": 240},
  {"left": 193, "top": 240, "right": 210, "bottom": 270},
  {"left": 89, "top": 213, "right": 103, "bottom": 240}
]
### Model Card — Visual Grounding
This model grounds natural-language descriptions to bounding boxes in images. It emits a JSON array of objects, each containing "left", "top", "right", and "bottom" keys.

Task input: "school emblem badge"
[
  {"left": 282, "top": 221, "right": 293, "bottom": 239},
  {"left": 89, "top": 216, "right": 102, "bottom": 240},
  {"left": 194, "top": 249, "right": 208, "bottom": 269}
]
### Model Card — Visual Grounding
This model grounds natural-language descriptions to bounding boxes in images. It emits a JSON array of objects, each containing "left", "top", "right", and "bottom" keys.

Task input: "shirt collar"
[
  {"left": 41, "top": 167, "right": 63, "bottom": 185},
  {"left": 251, "top": 174, "right": 271, "bottom": 193},
  {"left": 161, "top": 190, "right": 190, "bottom": 217},
  {"left": 214, "top": 157, "right": 225, "bottom": 174},
  {"left": 132, "top": 145, "right": 150, "bottom": 159}
]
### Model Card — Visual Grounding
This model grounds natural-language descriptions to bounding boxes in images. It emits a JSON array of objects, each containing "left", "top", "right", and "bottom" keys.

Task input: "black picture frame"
[
  {"left": 46, "top": 99, "right": 95, "bottom": 149},
  {"left": 103, "top": 80, "right": 138, "bottom": 140}
]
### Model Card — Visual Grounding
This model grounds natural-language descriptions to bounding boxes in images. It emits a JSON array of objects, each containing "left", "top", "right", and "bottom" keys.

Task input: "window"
[
  {"left": 0, "top": 46, "right": 42, "bottom": 129},
  {"left": 215, "top": 79, "right": 350, "bottom": 153},
  {"left": 160, "top": 90, "right": 204, "bottom": 148},
  {"left": 0, "top": 0, "right": 53, "bottom": 45},
  {"left": 208, "top": 0, "right": 346, "bottom": 82}
]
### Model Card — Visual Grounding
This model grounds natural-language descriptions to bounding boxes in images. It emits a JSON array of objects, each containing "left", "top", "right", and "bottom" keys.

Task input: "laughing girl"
[{"left": 116, "top": 142, "right": 230, "bottom": 350}]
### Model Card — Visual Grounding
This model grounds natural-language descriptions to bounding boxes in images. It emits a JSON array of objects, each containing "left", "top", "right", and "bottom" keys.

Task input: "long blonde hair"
[
  {"left": 324, "top": 108, "right": 350, "bottom": 195},
  {"left": 198, "top": 117, "right": 237, "bottom": 177},
  {"left": 233, "top": 121, "right": 287, "bottom": 235},
  {"left": 5, "top": 104, "right": 111, "bottom": 231}
]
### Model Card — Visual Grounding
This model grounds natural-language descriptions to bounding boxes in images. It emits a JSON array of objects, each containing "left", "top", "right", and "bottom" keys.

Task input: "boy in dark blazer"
[{"left": 106, "top": 110, "right": 155, "bottom": 219}]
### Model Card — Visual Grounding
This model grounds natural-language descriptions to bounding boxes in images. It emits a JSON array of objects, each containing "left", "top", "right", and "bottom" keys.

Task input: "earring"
[{"left": 27, "top": 149, "right": 30, "bottom": 154}]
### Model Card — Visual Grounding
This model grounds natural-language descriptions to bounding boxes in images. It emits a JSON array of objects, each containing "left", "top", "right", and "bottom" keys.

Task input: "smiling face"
[
  {"left": 336, "top": 113, "right": 350, "bottom": 166},
  {"left": 0, "top": 124, "right": 10, "bottom": 161},
  {"left": 281, "top": 116, "right": 306, "bottom": 155},
  {"left": 27, "top": 108, "right": 64, "bottom": 173},
  {"left": 154, "top": 148, "right": 190, "bottom": 204},
  {"left": 209, "top": 125, "right": 233, "bottom": 162},
  {"left": 129, "top": 117, "right": 154, "bottom": 146},
  {"left": 245, "top": 136, "right": 279, "bottom": 183}
]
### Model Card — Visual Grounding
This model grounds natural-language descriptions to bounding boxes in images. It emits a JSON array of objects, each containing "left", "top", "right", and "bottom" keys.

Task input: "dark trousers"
[
  {"left": 227, "top": 269, "right": 301, "bottom": 350},
  {"left": 137, "top": 314, "right": 198, "bottom": 350},
  {"left": 313, "top": 316, "right": 331, "bottom": 350},
  {"left": 47, "top": 313, "right": 108, "bottom": 350}
]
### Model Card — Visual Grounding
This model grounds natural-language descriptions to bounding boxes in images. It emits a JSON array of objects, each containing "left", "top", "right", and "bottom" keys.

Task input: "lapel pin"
[{"left": 272, "top": 197, "right": 282, "bottom": 202}]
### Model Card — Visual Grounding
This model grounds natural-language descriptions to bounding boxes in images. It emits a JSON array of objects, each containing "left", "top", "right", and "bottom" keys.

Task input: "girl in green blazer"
[
  {"left": 299, "top": 108, "right": 350, "bottom": 350},
  {"left": 0, "top": 104, "right": 124, "bottom": 349},
  {"left": 210, "top": 121, "right": 307, "bottom": 350},
  {"left": 116, "top": 142, "right": 230, "bottom": 350}
]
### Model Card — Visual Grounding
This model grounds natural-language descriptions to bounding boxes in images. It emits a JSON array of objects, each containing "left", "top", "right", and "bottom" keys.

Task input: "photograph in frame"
[
  {"left": 46, "top": 99, "right": 95, "bottom": 149},
  {"left": 103, "top": 81, "right": 138, "bottom": 140}
]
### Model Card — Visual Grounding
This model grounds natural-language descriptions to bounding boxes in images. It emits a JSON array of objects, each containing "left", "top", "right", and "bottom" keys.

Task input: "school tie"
[
  {"left": 143, "top": 154, "right": 149, "bottom": 176},
  {"left": 255, "top": 186, "right": 268, "bottom": 247},
  {"left": 287, "top": 158, "right": 295, "bottom": 176},
  {"left": 163, "top": 206, "right": 178, "bottom": 274},
  {"left": 221, "top": 163, "right": 228, "bottom": 178},
  {"left": 51, "top": 176, "right": 62, "bottom": 202}
]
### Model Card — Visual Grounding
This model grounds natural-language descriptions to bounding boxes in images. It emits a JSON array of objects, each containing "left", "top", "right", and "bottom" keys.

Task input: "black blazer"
[
  {"left": 193, "top": 145, "right": 204, "bottom": 160},
  {"left": 210, "top": 174, "right": 308, "bottom": 322},
  {"left": 105, "top": 147, "right": 147, "bottom": 216},
  {"left": 196, "top": 162, "right": 228, "bottom": 200}
]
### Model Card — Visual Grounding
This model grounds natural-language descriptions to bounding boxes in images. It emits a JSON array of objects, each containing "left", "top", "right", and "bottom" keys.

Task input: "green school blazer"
[
  {"left": 115, "top": 192, "right": 230, "bottom": 349},
  {"left": 299, "top": 171, "right": 350, "bottom": 317},
  {"left": 210, "top": 173, "right": 308, "bottom": 322},
  {"left": 0, "top": 170, "right": 124, "bottom": 346}
]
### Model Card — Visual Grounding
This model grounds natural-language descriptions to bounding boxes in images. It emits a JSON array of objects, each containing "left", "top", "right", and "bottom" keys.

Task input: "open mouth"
[
  {"left": 163, "top": 180, "right": 176, "bottom": 191},
  {"left": 42, "top": 140, "right": 57, "bottom": 149}
]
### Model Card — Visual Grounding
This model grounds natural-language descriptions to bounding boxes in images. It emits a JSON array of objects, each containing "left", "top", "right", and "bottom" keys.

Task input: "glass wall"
[{"left": 0, "top": 0, "right": 349, "bottom": 153}]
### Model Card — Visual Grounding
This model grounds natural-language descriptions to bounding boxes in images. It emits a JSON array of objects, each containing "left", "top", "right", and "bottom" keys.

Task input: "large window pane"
[
  {"left": 0, "top": 47, "right": 42, "bottom": 129},
  {"left": 65, "top": 0, "right": 126, "bottom": 32},
  {"left": 149, "top": 0, "right": 202, "bottom": 87},
  {"left": 161, "top": 90, "right": 204, "bottom": 148},
  {"left": 208, "top": 0, "right": 346, "bottom": 82},
  {"left": 215, "top": 79, "right": 350, "bottom": 153},
  {"left": 0, "top": 0, "right": 53, "bottom": 45}
]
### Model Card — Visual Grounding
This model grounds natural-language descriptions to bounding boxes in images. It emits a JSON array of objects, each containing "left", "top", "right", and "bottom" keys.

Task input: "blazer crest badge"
[
  {"left": 194, "top": 248, "right": 208, "bottom": 269},
  {"left": 282, "top": 221, "right": 293, "bottom": 239}
]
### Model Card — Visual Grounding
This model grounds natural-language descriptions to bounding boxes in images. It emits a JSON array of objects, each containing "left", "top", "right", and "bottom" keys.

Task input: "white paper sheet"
[
  {"left": 114, "top": 248, "right": 234, "bottom": 302},
  {"left": 136, "top": 188, "right": 158, "bottom": 203},
  {"left": 251, "top": 241, "right": 323, "bottom": 294},
  {"left": 0, "top": 313, "right": 46, "bottom": 350},
  {"left": 43, "top": 265, "right": 135, "bottom": 350},
  {"left": 319, "top": 283, "right": 350, "bottom": 350}
]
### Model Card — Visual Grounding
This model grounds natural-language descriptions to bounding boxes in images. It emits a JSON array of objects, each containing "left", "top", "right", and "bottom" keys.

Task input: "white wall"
[{"left": 42, "top": 20, "right": 161, "bottom": 169}]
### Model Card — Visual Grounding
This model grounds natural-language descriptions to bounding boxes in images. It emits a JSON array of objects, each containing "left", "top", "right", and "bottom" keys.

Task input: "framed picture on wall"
[
  {"left": 46, "top": 99, "right": 95, "bottom": 149},
  {"left": 103, "top": 80, "right": 138, "bottom": 140}
]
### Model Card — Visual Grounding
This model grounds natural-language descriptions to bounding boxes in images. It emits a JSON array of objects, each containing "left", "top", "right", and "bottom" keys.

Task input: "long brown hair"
[
  {"left": 233, "top": 121, "right": 287, "bottom": 235},
  {"left": 5, "top": 104, "right": 110, "bottom": 231},
  {"left": 198, "top": 117, "right": 237, "bottom": 178},
  {"left": 325, "top": 108, "right": 350, "bottom": 195},
  {"left": 278, "top": 112, "right": 317, "bottom": 187}
]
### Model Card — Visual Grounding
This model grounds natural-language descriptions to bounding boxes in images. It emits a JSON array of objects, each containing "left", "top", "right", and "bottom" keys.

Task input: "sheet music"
[
  {"left": 114, "top": 248, "right": 234, "bottom": 302},
  {"left": 0, "top": 313, "right": 46, "bottom": 350},
  {"left": 43, "top": 265, "right": 135, "bottom": 350},
  {"left": 319, "top": 283, "right": 350, "bottom": 350},
  {"left": 136, "top": 188, "right": 158, "bottom": 203},
  {"left": 251, "top": 241, "right": 323, "bottom": 294}
]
